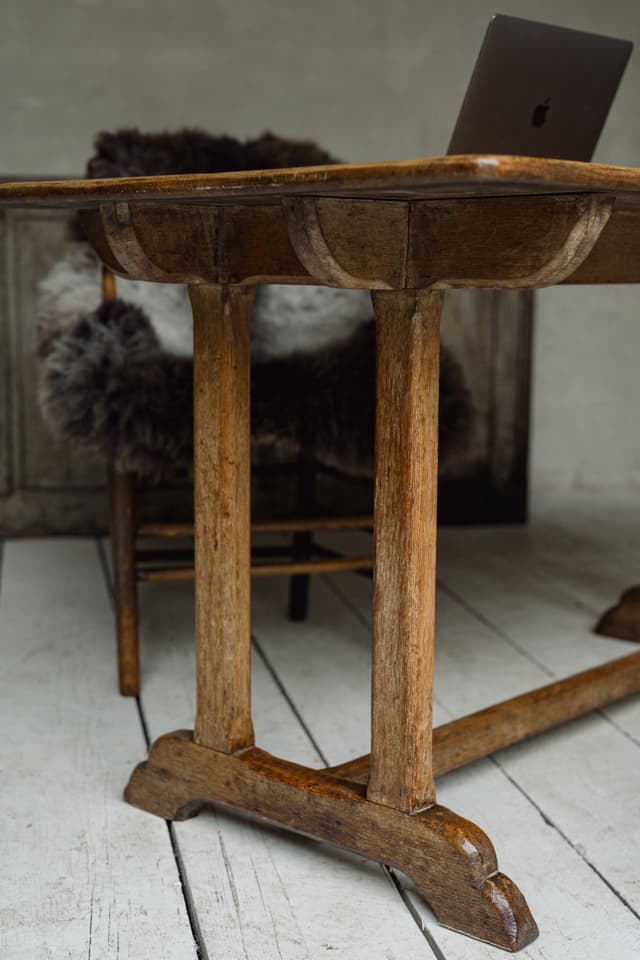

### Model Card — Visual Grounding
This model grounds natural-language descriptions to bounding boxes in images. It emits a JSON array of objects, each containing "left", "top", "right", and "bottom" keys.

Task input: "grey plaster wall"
[{"left": 1, "top": 0, "right": 639, "bottom": 500}]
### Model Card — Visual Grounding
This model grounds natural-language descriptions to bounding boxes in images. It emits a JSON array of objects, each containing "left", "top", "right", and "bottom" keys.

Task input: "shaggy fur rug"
[{"left": 38, "top": 129, "right": 474, "bottom": 480}]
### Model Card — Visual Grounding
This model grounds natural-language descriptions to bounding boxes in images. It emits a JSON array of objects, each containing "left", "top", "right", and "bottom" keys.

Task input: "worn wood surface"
[
  {"left": 191, "top": 284, "right": 255, "bottom": 753},
  {"left": 282, "top": 197, "right": 404, "bottom": 288},
  {"left": 109, "top": 466, "right": 140, "bottom": 696},
  {"left": 97, "top": 202, "right": 217, "bottom": 283},
  {"left": 3, "top": 154, "right": 640, "bottom": 208},
  {"left": 125, "top": 730, "right": 537, "bottom": 952},
  {"left": 251, "top": 555, "right": 373, "bottom": 576},
  {"left": 2, "top": 159, "right": 639, "bottom": 297},
  {"left": 596, "top": 585, "right": 640, "bottom": 642},
  {"left": 137, "top": 554, "right": 374, "bottom": 581},
  {"left": 134, "top": 564, "right": 437, "bottom": 960},
  {"left": 329, "top": 648, "right": 640, "bottom": 783},
  {"left": 140, "top": 515, "right": 373, "bottom": 537},
  {"left": 406, "top": 194, "right": 612, "bottom": 288},
  {"left": 126, "top": 280, "right": 537, "bottom": 951},
  {"left": 88, "top": 193, "right": 619, "bottom": 289},
  {"left": 367, "top": 289, "right": 441, "bottom": 813},
  {"left": 561, "top": 205, "right": 640, "bottom": 284}
]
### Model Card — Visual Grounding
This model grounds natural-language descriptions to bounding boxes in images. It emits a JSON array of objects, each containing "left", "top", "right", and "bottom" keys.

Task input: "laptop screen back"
[{"left": 447, "top": 14, "right": 632, "bottom": 162}]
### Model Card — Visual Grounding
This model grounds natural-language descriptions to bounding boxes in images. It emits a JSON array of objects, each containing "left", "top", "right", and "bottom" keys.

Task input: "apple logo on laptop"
[{"left": 531, "top": 97, "right": 551, "bottom": 128}]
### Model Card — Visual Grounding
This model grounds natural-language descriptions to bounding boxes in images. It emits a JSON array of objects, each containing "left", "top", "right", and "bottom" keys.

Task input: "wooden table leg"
[
  {"left": 124, "top": 283, "right": 537, "bottom": 952},
  {"left": 366, "top": 289, "right": 537, "bottom": 946},
  {"left": 368, "top": 289, "right": 440, "bottom": 813},
  {"left": 596, "top": 586, "right": 640, "bottom": 643},
  {"left": 191, "top": 283, "right": 255, "bottom": 753}
]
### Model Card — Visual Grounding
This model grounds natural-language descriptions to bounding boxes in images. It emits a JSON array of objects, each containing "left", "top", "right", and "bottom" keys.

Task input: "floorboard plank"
[{"left": 0, "top": 540, "right": 197, "bottom": 960}]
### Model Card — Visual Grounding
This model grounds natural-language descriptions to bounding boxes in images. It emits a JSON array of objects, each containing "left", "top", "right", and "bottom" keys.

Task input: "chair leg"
[
  {"left": 288, "top": 531, "right": 312, "bottom": 621},
  {"left": 595, "top": 585, "right": 640, "bottom": 642},
  {"left": 108, "top": 464, "right": 140, "bottom": 696},
  {"left": 288, "top": 452, "right": 316, "bottom": 622}
]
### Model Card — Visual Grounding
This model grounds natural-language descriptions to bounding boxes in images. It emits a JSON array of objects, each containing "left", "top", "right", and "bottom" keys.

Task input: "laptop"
[{"left": 447, "top": 14, "right": 633, "bottom": 162}]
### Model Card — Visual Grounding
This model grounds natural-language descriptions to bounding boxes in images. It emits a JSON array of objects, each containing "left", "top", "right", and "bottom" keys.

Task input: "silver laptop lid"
[{"left": 448, "top": 14, "right": 632, "bottom": 161}]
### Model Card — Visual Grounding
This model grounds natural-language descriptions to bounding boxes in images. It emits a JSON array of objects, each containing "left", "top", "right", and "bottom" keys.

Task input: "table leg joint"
[{"left": 125, "top": 730, "right": 538, "bottom": 951}]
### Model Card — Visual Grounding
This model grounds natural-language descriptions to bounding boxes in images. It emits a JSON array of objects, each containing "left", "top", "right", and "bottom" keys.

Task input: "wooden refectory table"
[{"left": 4, "top": 154, "right": 640, "bottom": 951}]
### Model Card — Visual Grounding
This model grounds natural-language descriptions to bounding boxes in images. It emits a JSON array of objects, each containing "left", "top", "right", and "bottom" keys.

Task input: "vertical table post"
[
  {"left": 189, "top": 283, "right": 256, "bottom": 754},
  {"left": 367, "top": 289, "right": 443, "bottom": 813},
  {"left": 103, "top": 266, "right": 141, "bottom": 698}
]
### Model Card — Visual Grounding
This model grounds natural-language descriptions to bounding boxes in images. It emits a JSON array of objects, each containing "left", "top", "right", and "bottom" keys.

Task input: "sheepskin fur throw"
[
  {"left": 88, "top": 128, "right": 337, "bottom": 179},
  {"left": 38, "top": 129, "right": 474, "bottom": 480}
]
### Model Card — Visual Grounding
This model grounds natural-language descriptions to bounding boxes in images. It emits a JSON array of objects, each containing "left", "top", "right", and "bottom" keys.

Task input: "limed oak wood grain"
[
  {"left": 137, "top": 571, "right": 439, "bottom": 960},
  {"left": 564, "top": 206, "right": 640, "bottom": 284},
  {"left": 97, "top": 202, "right": 218, "bottom": 282},
  {"left": 283, "top": 197, "right": 404, "bottom": 288},
  {"left": 87, "top": 193, "right": 620, "bottom": 289},
  {"left": 406, "top": 194, "right": 612, "bottom": 289},
  {"left": 125, "top": 730, "right": 538, "bottom": 952},
  {"left": 367, "top": 290, "right": 441, "bottom": 813},
  {"left": 328, "top": 648, "right": 640, "bottom": 783},
  {"left": 136, "top": 554, "right": 374, "bottom": 582},
  {"left": 4, "top": 154, "right": 640, "bottom": 207},
  {"left": 191, "top": 284, "right": 255, "bottom": 753}
]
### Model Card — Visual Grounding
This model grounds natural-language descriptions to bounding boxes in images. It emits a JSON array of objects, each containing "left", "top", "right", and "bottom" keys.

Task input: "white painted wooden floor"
[{"left": 2, "top": 493, "right": 640, "bottom": 960}]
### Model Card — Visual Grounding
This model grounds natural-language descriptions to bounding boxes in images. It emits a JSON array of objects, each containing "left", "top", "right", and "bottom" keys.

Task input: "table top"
[{"left": 1, "top": 155, "right": 640, "bottom": 208}]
